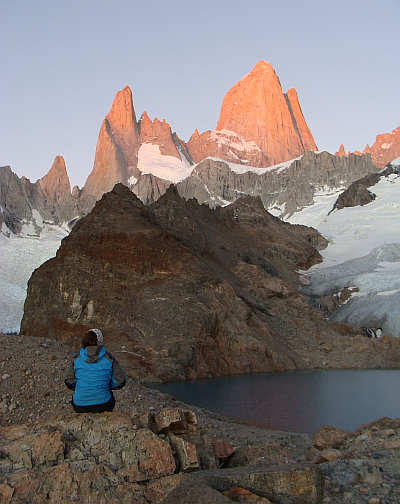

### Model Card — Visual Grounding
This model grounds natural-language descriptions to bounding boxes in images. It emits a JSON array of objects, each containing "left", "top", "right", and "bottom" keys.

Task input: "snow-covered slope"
[
  {"left": 137, "top": 143, "right": 194, "bottom": 183},
  {"left": 288, "top": 159, "right": 400, "bottom": 336},
  {"left": 0, "top": 223, "right": 68, "bottom": 332}
]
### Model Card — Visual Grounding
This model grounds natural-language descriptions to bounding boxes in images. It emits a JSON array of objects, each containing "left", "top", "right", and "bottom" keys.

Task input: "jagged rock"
[
  {"left": 138, "top": 112, "right": 192, "bottom": 164},
  {"left": 0, "top": 160, "right": 81, "bottom": 234},
  {"left": 331, "top": 160, "right": 400, "bottom": 215},
  {"left": 186, "top": 129, "right": 270, "bottom": 167},
  {"left": 337, "top": 126, "right": 400, "bottom": 169},
  {"left": 150, "top": 408, "right": 198, "bottom": 435},
  {"left": 177, "top": 150, "right": 380, "bottom": 218},
  {"left": 1, "top": 412, "right": 179, "bottom": 503},
  {"left": 365, "top": 125, "right": 400, "bottom": 168},
  {"left": 132, "top": 173, "right": 172, "bottom": 205},
  {"left": 331, "top": 171, "right": 381, "bottom": 211},
  {"left": 186, "top": 61, "right": 316, "bottom": 169},
  {"left": 168, "top": 434, "right": 199, "bottom": 473}
]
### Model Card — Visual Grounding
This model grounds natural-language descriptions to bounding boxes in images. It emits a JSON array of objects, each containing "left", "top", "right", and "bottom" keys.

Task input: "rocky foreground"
[{"left": 1, "top": 334, "right": 400, "bottom": 504}]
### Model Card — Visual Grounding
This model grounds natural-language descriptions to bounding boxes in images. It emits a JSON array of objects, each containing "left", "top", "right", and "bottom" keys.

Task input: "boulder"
[
  {"left": 312, "top": 426, "right": 353, "bottom": 450},
  {"left": 169, "top": 434, "right": 199, "bottom": 473},
  {"left": 150, "top": 408, "right": 198, "bottom": 435},
  {"left": 193, "top": 464, "right": 324, "bottom": 504},
  {"left": 224, "top": 443, "right": 295, "bottom": 469}
]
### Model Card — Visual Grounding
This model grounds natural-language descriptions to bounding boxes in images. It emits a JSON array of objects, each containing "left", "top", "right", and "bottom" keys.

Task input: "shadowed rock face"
[
  {"left": 20, "top": 184, "right": 400, "bottom": 382},
  {"left": 331, "top": 162, "right": 399, "bottom": 212},
  {"left": 176, "top": 151, "right": 380, "bottom": 217}
]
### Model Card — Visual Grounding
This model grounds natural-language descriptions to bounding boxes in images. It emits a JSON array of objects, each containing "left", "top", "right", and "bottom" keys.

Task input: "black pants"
[{"left": 72, "top": 392, "right": 115, "bottom": 413}]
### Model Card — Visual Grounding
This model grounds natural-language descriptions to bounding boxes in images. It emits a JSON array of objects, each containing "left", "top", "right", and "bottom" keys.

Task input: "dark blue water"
[{"left": 148, "top": 369, "right": 400, "bottom": 434}]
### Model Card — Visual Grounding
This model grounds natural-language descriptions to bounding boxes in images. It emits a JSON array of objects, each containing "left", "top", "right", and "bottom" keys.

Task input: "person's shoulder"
[{"left": 102, "top": 348, "right": 117, "bottom": 362}]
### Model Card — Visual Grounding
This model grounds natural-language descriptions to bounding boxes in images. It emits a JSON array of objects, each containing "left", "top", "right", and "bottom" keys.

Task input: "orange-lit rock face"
[
  {"left": 366, "top": 126, "right": 400, "bottom": 168},
  {"left": 139, "top": 111, "right": 181, "bottom": 159},
  {"left": 337, "top": 126, "right": 400, "bottom": 168},
  {"left": 215, "top": 61, "right": 317, "bottom": 166},
  {"left": 335, "top": 144, "right": 347, "bottom": 157},
  {"left": 38, "top": 156, "right": 70, "bottom": 195},
  {"left": 186, "top": 129, "right": 270, "bottom": 166},
  {"left": 83, "top": 86, "right": 141, "bottom": 199}
]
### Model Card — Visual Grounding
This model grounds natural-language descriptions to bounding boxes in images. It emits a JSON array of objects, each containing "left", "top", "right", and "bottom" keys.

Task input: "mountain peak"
[
  {"left": 82, "top": 86, "right": 141, "bottom": 199},
  {"left": 247, "top": 60, "right": 275, "bottom": 77},
  {"left": 39, "top": 156, "right": 71, "bottom": 193},
  {"left": 215, "top": 61, "right": 316, "bottom": 165},
  {"left": 106, "top": 85, "right": 139, "bottom": 146}
]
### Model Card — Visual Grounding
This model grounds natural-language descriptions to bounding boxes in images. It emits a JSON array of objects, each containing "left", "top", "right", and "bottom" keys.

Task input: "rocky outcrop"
[
  {"left": 2, "top": 334, "right": 400, "bottom": 504},
  {"left": 177, "top": 151, "right": 381, "bottom": 217},
  {"left": 0, "top": 408, "right": 325, "bottom": 504},
  {"left": 0, "top": 159, "right": 81, "bottom": 235},
  {"left": 331, "top": 161, "right": 399, "bottom": 212},
  {"left": 132, "top": 173, "right": 173, "bottom": 206},
  {"left": 20, "top": 183, "right": 400, "bottom": 382}
]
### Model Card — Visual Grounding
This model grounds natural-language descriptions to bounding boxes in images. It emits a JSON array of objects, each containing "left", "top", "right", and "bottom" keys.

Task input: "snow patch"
[
  {"left": 128, "top": 175, "right": 138, "bottom": 187},
  {"left": 138, "top": 143, "right": 193, "bottom": 183}
]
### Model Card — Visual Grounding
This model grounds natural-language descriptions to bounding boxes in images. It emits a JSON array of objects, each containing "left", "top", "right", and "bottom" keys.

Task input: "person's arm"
[
  {"left": 64, "top": 356, "right": 78, "bottom": 390},
  {"left": 64, "top": 364, "right": 76, "bottom": 390},
  {"left": 106, "top": 352, "right": 126, "bottom": 390}
]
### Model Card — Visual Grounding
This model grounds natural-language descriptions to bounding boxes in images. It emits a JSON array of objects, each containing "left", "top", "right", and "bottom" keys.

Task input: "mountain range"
[
  {"left": 1, "top": 60, "right": 399, "bottom": 341},
  {"left": 1, "top": 60, "right": 399, "bottom": 236}
]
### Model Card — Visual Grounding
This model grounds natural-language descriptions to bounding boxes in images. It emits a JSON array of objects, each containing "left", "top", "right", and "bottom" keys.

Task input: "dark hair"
[{"left": 82, "top": 330, "right": 98, "bottom": 349}]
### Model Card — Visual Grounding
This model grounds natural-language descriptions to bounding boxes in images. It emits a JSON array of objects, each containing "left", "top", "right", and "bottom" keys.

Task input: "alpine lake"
[{"left": 148, "top": 369, "right": 400, "bottom": 434}]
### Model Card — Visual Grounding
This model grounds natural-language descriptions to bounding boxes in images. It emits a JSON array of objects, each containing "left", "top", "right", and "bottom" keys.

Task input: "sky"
[{"left": 1, "top": 0, "right": 399, "bottom": 189}]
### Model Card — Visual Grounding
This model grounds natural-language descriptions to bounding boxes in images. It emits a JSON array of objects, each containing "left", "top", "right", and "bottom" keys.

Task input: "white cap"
[{"left": 90, "top": 328, "right": 103, "bottom": 346}]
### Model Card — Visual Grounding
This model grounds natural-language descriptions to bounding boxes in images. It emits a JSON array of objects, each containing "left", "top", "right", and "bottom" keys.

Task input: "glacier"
[{"left": 288, "top": 162, "right": 400, "bottom": 337}]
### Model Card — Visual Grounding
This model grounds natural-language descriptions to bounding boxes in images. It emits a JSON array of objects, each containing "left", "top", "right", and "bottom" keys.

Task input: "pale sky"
[{"left": 1, "top": 0, "right": 399, "bottom": 188}]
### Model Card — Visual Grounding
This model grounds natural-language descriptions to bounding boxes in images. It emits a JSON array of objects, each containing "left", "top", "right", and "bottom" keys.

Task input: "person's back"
[{"left": 65, "top": 329, "right": 126, "bottom": 413}]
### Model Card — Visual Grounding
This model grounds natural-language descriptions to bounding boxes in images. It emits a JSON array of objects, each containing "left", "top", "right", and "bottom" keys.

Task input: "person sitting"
[{"left": 64, "top": 328, "right": 126, "bottom": 413}]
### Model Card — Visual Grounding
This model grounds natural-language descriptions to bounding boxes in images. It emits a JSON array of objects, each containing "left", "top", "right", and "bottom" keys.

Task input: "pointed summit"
[
  {"left": 215, "top": 61, "right": 317, "bottom": 165},
  {"left": 82, "top": 86, "right": 141, "bottom": 200}
]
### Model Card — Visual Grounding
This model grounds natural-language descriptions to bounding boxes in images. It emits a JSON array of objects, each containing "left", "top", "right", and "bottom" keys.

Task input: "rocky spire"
[{"left": 82, "top": 86, "right": 141, "bottom": 200}]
